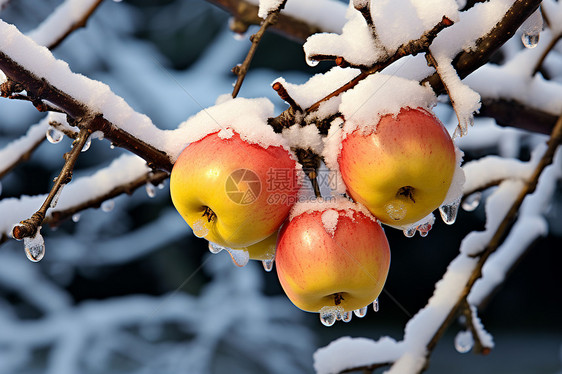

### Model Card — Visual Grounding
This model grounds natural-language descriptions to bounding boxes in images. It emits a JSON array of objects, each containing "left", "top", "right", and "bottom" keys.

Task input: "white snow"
[
  {"left": 0, "top": 116, "right": 51, "bottom": 173},
  {"left": 320, "top": 209, "right": 340, "bottom": 236},
  {"left": 289, "top": 196, "right": 376, "bottom": 224},
  {"left": 443, "top": 145, "right": 466, "bottom": 205},
  {"left": 256, "top": 0, "right": 285, "bottom": 19},
  {"left": 281, "top": 124, "right": 324, "bottom": 154}
]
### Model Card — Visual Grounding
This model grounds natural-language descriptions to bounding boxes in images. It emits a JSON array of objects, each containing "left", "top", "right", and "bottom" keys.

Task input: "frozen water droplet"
[
  {"left": 417, "top": 222, "right": 432, "bottom": 238},
  {"left": 319, "top": 306, "right": 343, "bottom": 327},
  {"left": 439, "top": 199, "right": 460, "bottom": 225},
  {"left": 353, "top": 306, "right": 368, "bottom": 318},
  {"left": 341, "top": 311, "right": 352, "bottom": 323},
  {"left": 50, "top": 184, "right": 65, "bottom": 209},
  {"left": 225, "top": 248, "right": 249, "bottom": 267},
  {"left": 81, "top": 136, "right": 91, "bottom": 152},
  {"left": 462, "top": 192, "right": 481, "bottom": 212},
  {"left": 145, "top": 183, "right": 156, "bottom": 198},
  {"left": 157, "top": 183, "right": 165, "bottom": 190},
  {"left": 191, "top": 218, "right": 210, "bottom": 238},
  {"left": 522, "top": 33, "right": 539, "bottom": 48},
  {"left": 262, "top": 258, "right": 274, "bottom": 272},
  {"left": 46, "top": 128, "right": 63, "bottom": 144},
  {"left": 110, "top": 143, "right": 115, "bottom": 149},
  {"left": 24, "top": 230, "right": 45, "bottom": 262},
  {"left": 72, "top": 213, "right": 81, "bottom": 223},
  {"left": 373, "top": 298, "right": 379, "bottom": 312},
  {"left": 403, "top": 225, "right": 417, "bottom": 238},
  {"left": 454, "top": 330, "right": 474, "bottom": 353},
  {"left": 385, "top": 200, "right": 407, "bottom": 221},
  {"left": 306, "top": 56, "right": 319, "bottom": 67},
  {"left": 101, "top": 199, "right": 115, "bottom": 212},
  {"left": 208, "top": 241, "right": 225, "bottom": 254}
]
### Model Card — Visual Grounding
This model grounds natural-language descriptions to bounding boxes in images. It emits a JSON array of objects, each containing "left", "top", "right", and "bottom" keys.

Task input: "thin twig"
[
  {"left": 231, "top": 1, "right": 286, "bottom": 98},
  {"left": 12, "top": 127, "right": 92, "bottom": 240},
  {"left": 532, "top": 33, "right": 562, "bottom": 76}
]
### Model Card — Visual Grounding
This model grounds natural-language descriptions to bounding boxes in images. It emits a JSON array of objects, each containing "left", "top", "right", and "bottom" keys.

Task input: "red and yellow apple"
[
  {"left": 170, "top": 131, "right": 299, "bottom": 248},
  {"left": 275, "top": 206, "right": 390, "bottom": 313},
  {"left": 338, "top": 107, "right": 456, "bottom": 226}
]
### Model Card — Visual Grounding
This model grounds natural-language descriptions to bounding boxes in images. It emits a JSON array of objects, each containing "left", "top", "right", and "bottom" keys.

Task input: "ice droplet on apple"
[
  {"left": 403, "top": 225, "right": 417, "bottom": 238},
  {"left": 439, "top": 198, "right": 460, "bottom": 225},
  {"left": 454, "top": 330, "right": 474, "bottom": 353},
  {"left": 462, "top": 192, "right": 481, "bottom": 212},
  {"left": 192, "top": 218, "right": 210, "bottom": 238},
  {"left": 353, "top": 306, "right": 368, "bottom": 318},
  {"left": 341, "top": 311, "right": 353, "bottom": 323},
  {"left": 372, "top": 298, "right": 379, "bottom": 312},
  {"left": 262, "top": 258, "right": 274, "bottom": 272},
  {"left": 208, "top": 241, "right": 225, "bottom": 254},
  {"left": 24, "top": 231, "right": 45, "bottom": 262},
  {"left": 417, "top": 222, "right": 432, "bottom": 237},
  {"left": 225, "top": 248, "right": 250, "bottom": 267},
  {"left": 384, "top": 200, "right": 407, "bottom": 221},
  {"left": 319, "top": 306, "right": 343, "bottom": 327}
]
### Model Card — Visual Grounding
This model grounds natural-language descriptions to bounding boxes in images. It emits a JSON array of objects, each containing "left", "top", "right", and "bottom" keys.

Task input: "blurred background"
[{"left": 0, "top": 0, "right": 561, "bottom": 373}]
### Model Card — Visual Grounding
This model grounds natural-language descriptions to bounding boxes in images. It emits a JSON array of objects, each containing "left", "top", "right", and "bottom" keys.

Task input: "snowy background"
[{"left": 0, "top": 0, "right": 561, "bottom": 373}]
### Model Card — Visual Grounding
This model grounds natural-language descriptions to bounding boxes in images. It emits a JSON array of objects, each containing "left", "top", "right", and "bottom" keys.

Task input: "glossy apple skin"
[
  {"left": 275, "top": 210, "right": 390, "bottom": 313},
  {"left": 241, "top": 231, "right": 278, "bottom": 261},
  {"left": 170, "top": 132, "right": 299, "bottom": 248},
  {"left": 339, "top": 107, "right": 456, "bottom": 226}
]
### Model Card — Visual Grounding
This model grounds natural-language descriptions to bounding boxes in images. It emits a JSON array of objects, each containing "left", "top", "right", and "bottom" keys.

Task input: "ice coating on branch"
[
  {"left": 172, "top": 97, "right": 292, "bottom": 161},
  {"left": 314, "top": 336, "right": 404, "bottom": 374},
  {"left": 289, "top": 196, "right": 376, "bottom": 224},
  {"left": 256, "top": 0, "right": 285, "bottom": 19},
  {"left": 429, "top": 54, "right": 481, "bottom": 138},
  {"left": 304, "top": 0, "right": 459, "bottom": 67}
]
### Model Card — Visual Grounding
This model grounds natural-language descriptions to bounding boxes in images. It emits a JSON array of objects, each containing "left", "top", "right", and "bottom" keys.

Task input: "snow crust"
[
  {"left": 256, "top": 0, "right": 285, "bottom": 19},
  {"left": 169, "top": 97, "right": 292, "bottom": 160},
  {"left": 289, "top": 196, "right": 377, "bottom": 225}
]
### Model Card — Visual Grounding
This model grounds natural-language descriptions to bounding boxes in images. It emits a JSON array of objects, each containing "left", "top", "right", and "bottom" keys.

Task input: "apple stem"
[
  {"left": 202, "top": 206, "right": 216, "bottom": 222},
  {"left": 397, "top": 186, "right": 416, "bottom": 203},
  {"left": 333, "top": 293, "right": 344, "bottom": 306}
]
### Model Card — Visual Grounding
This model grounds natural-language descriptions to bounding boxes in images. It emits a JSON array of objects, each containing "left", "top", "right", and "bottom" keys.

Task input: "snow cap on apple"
[
  {"left": 276, "top": 197, "right": 390, "bottom": 323},
  {"left": 323, "top": 74, "right": 465, "bottom": 227},
  {"left": 170, "top": 98, "right": 302, "bottom": 249}
]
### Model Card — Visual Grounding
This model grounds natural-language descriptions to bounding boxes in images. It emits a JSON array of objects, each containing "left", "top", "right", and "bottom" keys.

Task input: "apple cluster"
[{"left": 170, "top": 102, "right": 458, "bottom": 326}]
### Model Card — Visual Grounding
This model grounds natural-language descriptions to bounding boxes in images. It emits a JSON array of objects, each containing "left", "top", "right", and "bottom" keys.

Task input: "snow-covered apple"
[
  {"left": 170, "top": 131, "right": 299, "bottom": 248},
  {"left": 275, "top": 200, "right": 390, "bottom": 320},
  {"left": 338, "top": 107, "right": 456, "bottom": 227}
]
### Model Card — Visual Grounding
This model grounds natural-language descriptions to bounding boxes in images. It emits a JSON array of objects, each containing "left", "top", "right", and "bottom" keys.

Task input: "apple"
[
  {"left": 170, "top": 131, "right": 299, "bottom": 248},
  {"left": 209, "top": 231, "right": 278, "bottom": 270},
  {"left": 275, "top": 204, "right": 390, "bottom": 320},
  {"left": 338, "top": 107, "right": 456, "bottom": 226}
]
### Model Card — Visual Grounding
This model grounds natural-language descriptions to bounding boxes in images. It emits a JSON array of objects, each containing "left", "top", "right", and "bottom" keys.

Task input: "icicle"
[
  {"left": 319, "top": 306, "right": 343, "bottom": 327},
  {"left": 101, "top": 199, "right": 115, "bottom": 212},
  {"left": 81, "top": 136, "right": 92, "bottom": 152},
  {"left": 50, "top": 184, "right": 65, "bottom": 209},
  {"left": 521, "top": 9, "right": 543, "bottom": 49},
  {"left": 72, "top": 213, "right": 81, "bottom": 223},
  {"left": 262, "top": 258, "right": 274, "bottom": 272},
  {"left": 417, "top": 222, "right": 432, "bottom": 237},
  {"left": 372, "top": 298, "right": 379, "bottom": 312},
  {"left": 403, "top": 225, "right": 417, "bottom": 238},
  {"left": 191, "top": 218, "right": 210, "bottom": 238},
  {"left": 384, "top": 200, "right": 407, "bottom": 221},
  {"left": 208, "top": 241, "right": 225, "bottom": 254},
  {"left": 225, "top": 248, "right": 250, "bottom": 267},
  {"left": 353, "top": 306, "right": 368, "bottom": 318},
  {"left": 454, "top": 330, "right": 474, "bottom": 353},
  {"left": 462, "top": 192, "right": 481, "bottom": 211},
  {"left": 341, "top": 311, "right": 353, "bottom": 323},
  {"left": 439, "top": 198, "right": 460, "bottom": 225},
  {"left": 46, "top": 128, "right": 63, "bottom": 144},
  {"left": 145, "top": 183, "right": 156, "bottom": 198},
  {"left": 24, "top": 229, "right": 45, "bottom": 262}
]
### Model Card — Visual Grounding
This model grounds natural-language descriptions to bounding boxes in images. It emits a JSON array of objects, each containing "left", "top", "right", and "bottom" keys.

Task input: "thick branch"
[
  {"left": 0, "top": 51, "right": 172, "bottom": 172},
  {"left": 479, "top": 99, "right": 558, "bottom": 135},
  {"left": 207, "top": 0, "right": 326, "bottom": 43}
]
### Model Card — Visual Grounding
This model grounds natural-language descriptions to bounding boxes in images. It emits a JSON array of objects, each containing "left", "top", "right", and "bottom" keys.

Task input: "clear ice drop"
[
  {"left": 262, "top": 259, "right": 274, "bottom": 272},
  {"left": 46, "top": 128, "right": 63, "bottom": 144},
  {"left": 208, "top": 242, "right": 225, "bottom": 254},
  {"left": 145, "top": 183, "right": 156, "bottom": 198},
  {"left": 319, "top": 306, "right": 342, "bottom": 327},
  {"left": 24, "top": 231, "right": 45, "bottom": 262},
  {"left": 462, "top": 192, "right": 481, "bottom": 212},
  {"left": 403, "top": 225, "right": 417, "bottom": 238},
  {"left": 439, "top": 199, "right": 460, "bottom": 225},
  {"left": 341, "top": 311, "right": 352, "bottom": 323},
  {"left": 101, "top": 199, "right": 115, "bottom": 212},
  {"left": 225, "top": 248, "right": 250, "bottom": 267},
  {"left": 522, "top": 33, "right": 539, "bottom": 48},
  {"left": 72, "top": 213, "right": 81, "bottom": 223},
  {"left": 353, "top": 306, "right": 368, "bottom": 318},
  {"left": 454, "top": 330, "right": 474, "bottom": 353},
  {"left": 373, "top": 298, "right": 379, "bottom": 312}
]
